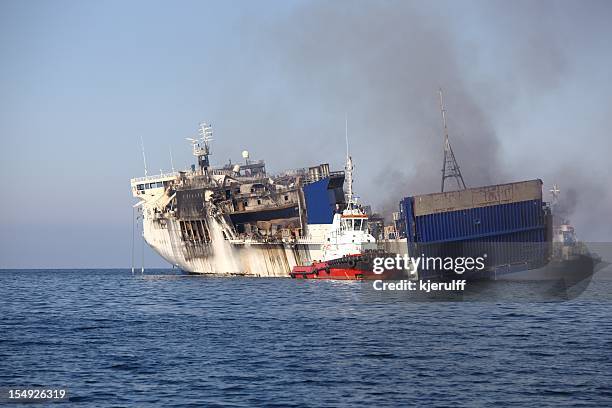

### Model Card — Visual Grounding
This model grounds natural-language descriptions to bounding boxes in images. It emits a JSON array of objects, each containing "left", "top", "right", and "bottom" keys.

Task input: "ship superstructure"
[{"left": 131, "top": 122, "right": 350, "bottom": 276}]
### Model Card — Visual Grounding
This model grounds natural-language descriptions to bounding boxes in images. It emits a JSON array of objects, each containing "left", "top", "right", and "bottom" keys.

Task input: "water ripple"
[{"left": 0, "top": 269, "right": 611, "bottom": 407}]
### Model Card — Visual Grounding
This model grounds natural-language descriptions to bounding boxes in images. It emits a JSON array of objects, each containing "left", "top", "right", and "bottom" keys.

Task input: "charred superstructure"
[{"left": 131, "top": 123, "right": 347, "bottom": 276}]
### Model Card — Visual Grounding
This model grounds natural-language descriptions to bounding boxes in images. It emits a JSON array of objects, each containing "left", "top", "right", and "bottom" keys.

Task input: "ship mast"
[
  {"left": 345, "top": 115, "right": 354, "bottom": 206},
  {"left": 439, "top": 88, "right": 467, "bottom": 192},
  {"left": 140, "top": 135, "right": 148, "bottom": 176},
  {"left": 550, "top": 184, "right": 560, "bottom": 213},
  {"left": 169, "top": 146, "right": 175, "bottom": 173},
  {"left": 186, "top": 122, "right": 213, "bottom": 176}
]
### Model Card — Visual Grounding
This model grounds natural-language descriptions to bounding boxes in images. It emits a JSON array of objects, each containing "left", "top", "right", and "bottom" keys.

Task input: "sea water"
[{"left": 1, "top": 269, "right": 611, "bottom": 406}]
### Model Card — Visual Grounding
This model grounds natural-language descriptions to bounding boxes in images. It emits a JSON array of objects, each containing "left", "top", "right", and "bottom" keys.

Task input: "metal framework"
[{"left": 439, "top": 88, "right": 466, "bottom": 192}]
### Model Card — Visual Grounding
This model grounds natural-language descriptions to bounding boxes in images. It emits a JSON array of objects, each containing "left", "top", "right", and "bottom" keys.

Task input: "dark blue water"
[{"left": 1, "top": 269, "right": 612, "bottom": 407}]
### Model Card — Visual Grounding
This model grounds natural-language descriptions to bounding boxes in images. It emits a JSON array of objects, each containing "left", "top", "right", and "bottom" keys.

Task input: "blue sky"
[{"left": 1, "top": 0, "right": 611, "bottom": 268}]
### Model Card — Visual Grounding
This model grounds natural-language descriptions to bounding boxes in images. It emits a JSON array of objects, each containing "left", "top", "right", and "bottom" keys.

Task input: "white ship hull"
[
  {"left": 143, "top": 217, "right": 324, "bottom": 276},
  {"left": 143, "top": 217, "right": 408, "bottom": 276}
]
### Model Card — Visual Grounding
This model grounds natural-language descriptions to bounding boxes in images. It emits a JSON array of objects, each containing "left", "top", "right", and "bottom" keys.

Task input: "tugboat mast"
[{"left": 345, "top": 115, "right": 354, "bottom": 206}]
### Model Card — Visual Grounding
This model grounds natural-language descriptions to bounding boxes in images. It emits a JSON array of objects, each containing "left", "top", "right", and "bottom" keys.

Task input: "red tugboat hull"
[
  {"left": 290, "top": 253, "right": 403, "bottom": 280},
  {"left": 291, "top": 263, "right": 369, "bottom": 280}
]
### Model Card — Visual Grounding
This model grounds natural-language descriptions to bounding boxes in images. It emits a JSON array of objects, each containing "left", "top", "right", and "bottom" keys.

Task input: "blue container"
[
  {"left": 403, "top": 198, "right": 546, "bottom": 244},
  {"left": 398, "top": 191, "right": 551, "bottom": 279}
]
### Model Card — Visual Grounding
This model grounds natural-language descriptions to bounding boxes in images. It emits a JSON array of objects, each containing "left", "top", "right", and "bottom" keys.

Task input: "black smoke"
[{"left": 233, "top": 0, "right": 612, "bottom": 238}]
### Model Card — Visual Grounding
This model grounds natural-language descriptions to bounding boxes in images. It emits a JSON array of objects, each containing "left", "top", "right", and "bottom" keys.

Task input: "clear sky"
[{"left": 1, "top": 0, "right": 611, "bottom": 268}]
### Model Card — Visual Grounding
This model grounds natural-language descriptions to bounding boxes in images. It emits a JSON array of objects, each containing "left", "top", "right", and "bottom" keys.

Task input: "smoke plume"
[{"left": 236, "top": 0, "right": 612, "bottom": 238}]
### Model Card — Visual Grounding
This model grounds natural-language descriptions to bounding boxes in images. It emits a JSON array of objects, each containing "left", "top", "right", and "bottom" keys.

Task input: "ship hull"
[
  {"left": 143, "top": 217, "right": 322, "bottom": 276},
  {"left": 290, "top": 252, "right": 409, "bottom": 280}
]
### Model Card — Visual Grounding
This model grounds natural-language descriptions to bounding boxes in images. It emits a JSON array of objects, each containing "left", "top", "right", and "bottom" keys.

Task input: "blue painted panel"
[
  {"left": 304, "top": 178, "right": 335, "bottom": 224},
  {"left": 405, "top": 199, "right": 545, "bottom": 244}
]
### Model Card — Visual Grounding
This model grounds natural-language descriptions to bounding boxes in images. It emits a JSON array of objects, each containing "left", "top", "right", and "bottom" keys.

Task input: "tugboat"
[
  {"left": 290, "top": 143, "right": 407, "bottom": 280},
  {"left": 290, "top": 205, "right": 389, "bottom": 279}
]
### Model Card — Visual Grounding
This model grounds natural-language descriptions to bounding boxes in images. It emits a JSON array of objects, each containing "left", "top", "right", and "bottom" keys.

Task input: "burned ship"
[
  {"left": 131, "top": 122, "right": 600, "bottom": 287},
  {"left": 130, "top": 122, "right": 387, "bottom": 276}
]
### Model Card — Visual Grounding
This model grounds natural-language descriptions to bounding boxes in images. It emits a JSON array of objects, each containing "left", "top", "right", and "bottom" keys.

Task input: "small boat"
[{"left": 291, "top": 152, "right": 406, "bottom": 280}]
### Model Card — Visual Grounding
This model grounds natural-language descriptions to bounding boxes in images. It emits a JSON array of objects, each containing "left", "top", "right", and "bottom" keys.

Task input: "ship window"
[
  {"left": 137, "top": 184, "right": 144, "bottom": 190},
  {"left": 156, "top": 182, "right": 164, "bottom": 188}
]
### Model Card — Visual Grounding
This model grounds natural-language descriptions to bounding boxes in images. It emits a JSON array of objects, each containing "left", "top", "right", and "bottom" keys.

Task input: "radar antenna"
[
  {"left": 198, "top": 122, "right": 213, "bottom": 174},
  {"left": 439, "top": 88, "right": 467, "bottom": 192},
  {"left": 185, "top": 122, "right": 213, "bottom": 175}
]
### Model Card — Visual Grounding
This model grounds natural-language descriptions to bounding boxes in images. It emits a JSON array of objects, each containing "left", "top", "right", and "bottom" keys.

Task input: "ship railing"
[
  {"left": 229, "top": 237, "right": 322, "bottom": 245},
  {"left": 131, "top": 172, "right": 180, "bottom": 184},
  {"left": 269, "top": 168, "right": 308, "bottom": 178},
  {"left": 304, "top": 170, "right": 345, "bottom": 184}
]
